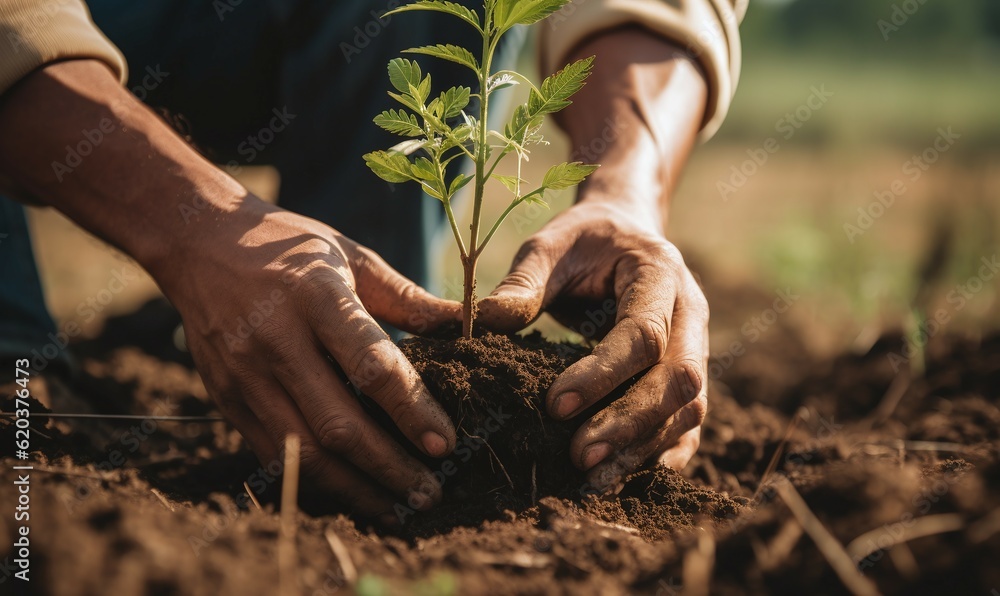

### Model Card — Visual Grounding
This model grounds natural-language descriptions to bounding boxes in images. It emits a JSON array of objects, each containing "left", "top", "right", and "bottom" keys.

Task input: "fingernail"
[
  {"left": 421, "top": 431, "right": 448, "bottom": 457},
  {"left": 582, "top": 442, "right": 611, "bottom": 470},
  {"left": 553, "top": 392, "right": 582, "bottom": 418}
]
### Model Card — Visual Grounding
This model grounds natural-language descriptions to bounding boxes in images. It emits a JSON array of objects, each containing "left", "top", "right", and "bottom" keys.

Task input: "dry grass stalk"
[
  {"left": 846, "top": 513, "right": 964, "bottom": 562},
  {"left": 278, "top": 434, "right": 300, "bottom": 596},
  {"left": 243, "top": 481, "right": 263, "bottom": 511},
  {"left": 324, "top": 528, "right": 358, "bottom": 586},
  {"left": 150, "top": 488, "right": 175, "bottom": 512},
  {"left": 681, "top": 527, "right": 715, "bottom": 596},
  {"left": 772, "top": 478, "right": 879, "bottom": 596}
]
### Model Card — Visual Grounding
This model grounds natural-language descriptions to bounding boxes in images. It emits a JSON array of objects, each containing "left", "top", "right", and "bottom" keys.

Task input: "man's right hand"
[
  {"left": 162, "top": 201, "right": 462, "bottom": 520},
  {"left": 0, "top": 59, "right": 461, "bottom": 522}
]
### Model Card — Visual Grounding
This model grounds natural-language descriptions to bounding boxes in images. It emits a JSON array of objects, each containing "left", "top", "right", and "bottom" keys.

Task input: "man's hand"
[
  {"left": 0, "top": 59, "right": 460, "bottom": 520},
  {"left": 166, "top": 202, "right": 461, "bottom": 518},
  {"left": 481, "top": 28, "right": 712, "bottom": 491},
  {"left": 479, "top": 202, "right": 708, "bottom": 491}
]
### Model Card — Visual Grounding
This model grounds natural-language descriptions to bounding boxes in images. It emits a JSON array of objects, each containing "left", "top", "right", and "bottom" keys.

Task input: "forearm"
[
  {"left": 0, "top": 59, "right": 251, "bottom": 284},
  {"left": 557, "top": 27, "right": 708, "bottom": 234}
]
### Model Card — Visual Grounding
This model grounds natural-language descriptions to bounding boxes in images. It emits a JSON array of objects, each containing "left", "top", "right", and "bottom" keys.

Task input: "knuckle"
[
  {"left": 300, "top": 273, "right": 351, "bottom": 322},
  {"left": 347, "top": 341, "right": 399, "bottom": 396},
  {"left": 635, "top": 316, "right": 670, "bottom": 362},
  {"left": 316, "top": 417, "right": 363, "bottom": 454},
  {"left": 515, "top": 235, "right": 554, "bottom": 261},
  {"left": 385, "top": 392, "right": 422, "bottom": 425},
  {"left": 671, "top": 360, "right": 706, "bottom": 405},
  {"left": 296, "top": 441, "right": 328, "bottom": 478},
  {"left": 684, "top": 394, "right": 708, "bottom": 429},
  {"left": 628, "top": 407, "right": 663, "bottom": 441},
  {"left": 687, "top": 283, "right": 710, "bottom": 316}
]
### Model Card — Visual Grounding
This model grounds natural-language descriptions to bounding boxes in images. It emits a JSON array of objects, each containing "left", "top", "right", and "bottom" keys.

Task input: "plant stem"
[
  {"left": 461, "top": 254, "right": 478, "bottom": 338},
  {"left": 463, "top": 17, "right": 494, "bottom": 339}
]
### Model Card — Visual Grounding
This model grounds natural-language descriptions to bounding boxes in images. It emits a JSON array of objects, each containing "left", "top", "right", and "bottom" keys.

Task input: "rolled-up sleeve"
[
  {"left": 539, "top": 0, "right": 747, "bottom": 141},
  {"left": 0, "top": 0, "right": 127, "bottom": 96}
]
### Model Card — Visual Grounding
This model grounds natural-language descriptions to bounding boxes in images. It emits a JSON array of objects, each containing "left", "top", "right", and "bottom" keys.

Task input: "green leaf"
[
  {"left": 387, "top": 58, "right": 422, "bottom": 94},
  {"left": 530, "top": 56, "right": 594, "bottom": 115},
  {"left": 494, "top": 175, "right": 523, "bottom": 194},
  {"left": 410, "top": 157, "right": 438, "bottom": 182},
  {"left": 505, "top": 56, "right": 593, "bottom": 143},
  {"left": 504, "top": 104, "right": 543, "bottom": 144},
  {"left": 387, "top": 91, "right": 423, "bottom": 113},
  {"left": 541, "top": 161, "right": 599, "bottom": 190},
  {"left": 404, "top": 44, "right": 480, "bottom": 72},
  {"left": 492, "top": 0, "right": 568, "bottom": 30},
  {"left": 407, "top": 74, "right": 432, "bottom": 105},
  {"left": 373, "top": 109, "right": 423, "bottom": 137},
  {"left": 448, "top": 173, "right": 473, "bottom": 195},
  {"left": 364, "top": 150, "right": 415, "bottom": 184},
  {"left": 438, "top": 86, "right": 470, "bottom": 119},
  {"left": 523, "top": 194, "right": 550, "bottom": 208},
  {"left": 384, "top": 1, "right": 482, "bottom": 31}
]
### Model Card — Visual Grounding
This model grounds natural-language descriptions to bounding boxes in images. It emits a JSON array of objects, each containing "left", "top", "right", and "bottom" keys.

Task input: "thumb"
[
  {"left": 477, "top": 238, "right": 561, "bottom": 333},
  {"left": 351, "top": 247, "right": 461, "bottom": 334}
]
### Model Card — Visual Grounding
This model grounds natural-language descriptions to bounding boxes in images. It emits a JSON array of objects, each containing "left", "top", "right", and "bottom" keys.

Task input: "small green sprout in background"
[{"left": 364, "top": 0, "right": 598, "bottom": 339}]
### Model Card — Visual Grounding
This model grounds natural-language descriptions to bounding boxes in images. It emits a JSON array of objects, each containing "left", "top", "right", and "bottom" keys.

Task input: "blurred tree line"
[{"left": 742, "top": 0, "right": 1000, "bottom": 60}]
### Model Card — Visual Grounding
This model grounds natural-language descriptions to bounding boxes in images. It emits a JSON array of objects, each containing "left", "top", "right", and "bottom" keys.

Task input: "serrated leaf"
[
  {"left": 407, "top": 73, "right": 432, "bottom": 104},
  {"left": 492, "top": 0, "right": 567, "bottom": 30},
  {"left": 385, "top": 1, "right": 482, "bottom": 31},
  {"left": 387, "top": 58, "right": 422, "bottom": 94},
  {"left": 410, "top": 156, "right": 438, "bottom": 182},
  {"left": 495, "top": 175, "right": 523, "bottom": 194},
  {"left": 373, "top": 109, "right": 423, "bottom": 137},
  {"left": 438, "top": 86, "right": 470, "bottom": 119},
  {"left": 449, "top": 173, "right": 473, "bottom": 195},
  {"left": 405, "top": 44, "right": 479, "bottom": 72},
  {"left": 504, "top": 57, "right": 593, "bottom": 144},
  {"left": 504, "top": 104, "right": 543, "bottom": 143},
  {"left": 541, "top": 161, "right": 599, "bottom": 190},
  {"left": 387, "top": 91, "right": 422, "bottom": 113},
  {"left": 530, "top": 56, "right": 593, "bottom": 115},
  {"left": 364, "top": 150, "right": 415, "bottom": 183}
]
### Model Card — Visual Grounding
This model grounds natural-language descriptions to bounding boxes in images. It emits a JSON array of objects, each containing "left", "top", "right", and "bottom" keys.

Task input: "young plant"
[{"left": 364, "top": 0, "right": 598, "bottom": 339}]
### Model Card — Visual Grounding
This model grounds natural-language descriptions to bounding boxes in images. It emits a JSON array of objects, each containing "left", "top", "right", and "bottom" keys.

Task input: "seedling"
[{"left": 364, "top": 0, "right": 598, "bottom": 338}]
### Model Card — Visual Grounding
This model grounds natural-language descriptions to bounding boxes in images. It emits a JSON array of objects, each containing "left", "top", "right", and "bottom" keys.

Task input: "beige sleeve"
[
  {"left": 0, "top": 0, "right": 127, "bottom": 96},
  {"left": 539, "top": 0, "right": 747, "bottom": 141}
]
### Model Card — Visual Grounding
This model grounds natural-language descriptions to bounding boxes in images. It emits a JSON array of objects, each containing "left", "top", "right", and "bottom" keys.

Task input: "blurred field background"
[{"left": 28, "top": 0, "right": 1000, "bottom": 358}]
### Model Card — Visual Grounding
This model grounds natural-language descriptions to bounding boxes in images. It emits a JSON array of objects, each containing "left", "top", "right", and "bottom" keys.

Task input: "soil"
[{"left": 1, "top": 293, "right": 999, "bottom": 595}]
